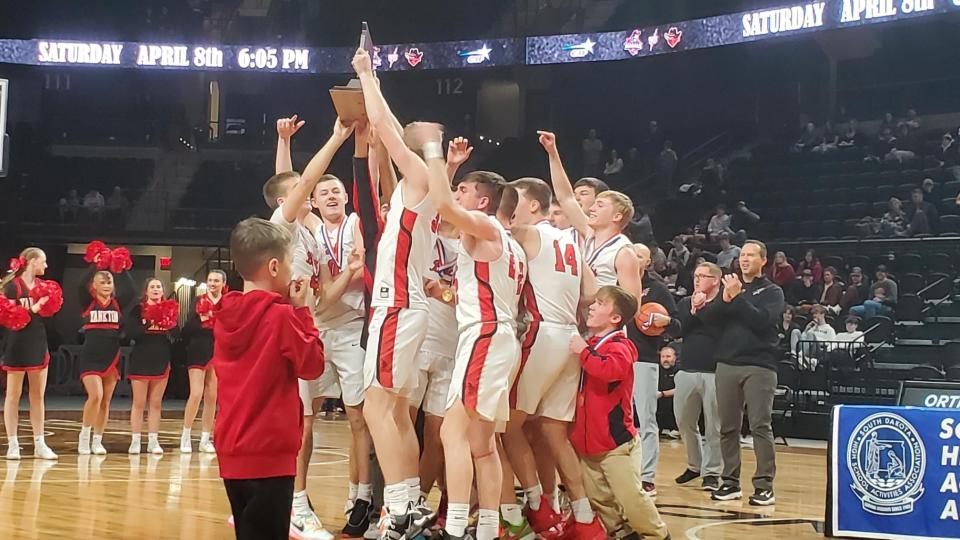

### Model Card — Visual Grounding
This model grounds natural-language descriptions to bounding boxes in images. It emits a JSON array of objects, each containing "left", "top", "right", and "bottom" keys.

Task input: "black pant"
[{"left": 224, "top": 476, "right": 295, "bottom": 540}]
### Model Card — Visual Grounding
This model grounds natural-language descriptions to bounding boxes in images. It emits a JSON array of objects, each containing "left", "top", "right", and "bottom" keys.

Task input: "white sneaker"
[
  {"left": 128, "top": 440, "right": 141, "bottom": 455},
  {"left": 92, "top": 439, "right": 107, "bottom": 456},
  {"left": 34, "top": 443, "right": 58, "bottom": 460},
  {"left": 180, "top": 433, "right": 192, "bottom": 454},
  {"left": 148, "top": 440, "right": 164, "bottom": 455},
  {"left": 78, "top": 434, "right": 91, "bottom": 456},
  {"left": 5, "top": 445, "right": 21, "bottom": 460},
  {"left": 198, "top": 440, "right": 216, "bottom": 454},
  {"left": 290, "top": 509, "right": 335, "bottom": 540}
]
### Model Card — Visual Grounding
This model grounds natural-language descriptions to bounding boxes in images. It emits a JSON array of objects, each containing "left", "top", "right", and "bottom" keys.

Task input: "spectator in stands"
[
  {"left": 82, "top": 189, "right": 105, "bottom": 223},
  {"left": 65, "top": 189, "right": 80, "bottom": 221},
  {"left": 107, "top": 186, "right": 130, "bottom": 225},
  {"left": 603, "top": 149, "right": 624, "bottom": 182},
  {"left": 699, "top": 159, "right": 724, "bottom": 198},
  {"left": 849, "top": 284, "right": 895, "bottom": 319},
  {"left": 819, "top": 267, "right": 844, "bottom": 313},
  {"left": 840, "top": 267, "right": 868, "bottom": 314},
  {"left": 872, "top": 265, "right": 898, "bottom": 305},
  {"left": 793, "top": 122, "right": 819, "bottom": 152},
  {"left": 666, "top": 235, "right": 691, "bottom": 277},
  {"left": 837, "top": 120, "right": 862, "bottom": 149},
  {"left": 582, "top": 128, "right": 604, "bottom": 176},
  {"left": 881, "top": 197, "right": 908, "bottom": 237},
  {"left": 656, "top": 141, "right": 678, "bottom": 189},
  {"left": 908, "top": 188, "right": 938, "bottom": 235},
  {"left": 935, "top": 132, "right": 960, "bottom": 181},
  {"left": 811, "top": 120, "right": 840, "bottom": 154},
  {"left": 649, "top": 241, "right": 668, "bottom": 277},
  {"left": 798, "top": 304, "right": 836, "bottom": 369},
  {"left": 731, "top": 201, "right": 760, "bottom": 241},
  {"left": 715, "top": 232, "right": 741, "bottom": 270},
  {"left": 789, "top": 269, "right": 821, "bottom": 309},
  {"left": 707, "top": 204, "right": 732, "bottom": 241},
  {"left": 866, "top": 127, "right": 897, "bottom": 163},
  {"left": 766, "top": 251, "right": 796, "bottom": 287},
  {"left": 880, "top": 112, "right": 896, "bottom": 133},
  {"left": 834, "top": 316, "right": 865, "bottom": 345},
  {"left": 900, "top": 109, "right": 921, "bottom": 133},
  {"left": 629, "top": 208, "right": 655, "bottom": 246},
  {"left": 777, "top": 306, "right": 802, "bottom": 359},
  {"left": 885, "top": 124, "right": 919, "bottom": 164},
  {"left": 796, "top": 249, "right": 823, "bottom": 283},
  {"left": 921, "top": 178, "right": 938, "bottom": 203},
  {"left": 657, "top": 345, "right": 679, "bottom": 437},
  {"left": 643, "top": 120, "right": 666, "bottom": 174}
]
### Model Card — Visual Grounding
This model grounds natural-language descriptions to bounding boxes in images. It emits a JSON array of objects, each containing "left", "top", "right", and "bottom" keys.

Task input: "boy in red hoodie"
[
  {"left": 569, "top": 286, "right": 671, "bottom": 540},
  {"left": 212, "top": 217, "right": 326, "bottom": 540}
]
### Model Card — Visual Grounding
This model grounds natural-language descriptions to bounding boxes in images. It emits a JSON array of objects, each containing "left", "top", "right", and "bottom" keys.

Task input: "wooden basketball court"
[{"left": 0, "top": 412, "right": 827, "bottom": 539}]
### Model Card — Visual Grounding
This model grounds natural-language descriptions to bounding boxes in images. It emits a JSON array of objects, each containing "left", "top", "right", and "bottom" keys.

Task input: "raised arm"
[
  {"left": 352, "top": 48, "right": 430, "bottom": 201},
  {"left": 538, "top": 131, "right": 589, "bottom": 237},
  {"left": 446, "top": 137, "right": 473, "bottom": 182},
  {"left": 280, "top": 118, "right": 354, "bottom": 225},
  {"left": 275, "top": 115, "right": 305, "bottom": 174},
  {"left": 415, "top": 124, "right": 500, "bottom": 242}
]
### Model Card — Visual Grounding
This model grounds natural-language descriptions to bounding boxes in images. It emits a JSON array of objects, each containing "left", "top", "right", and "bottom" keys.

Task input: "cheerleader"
[
  {"left": 179, "top": 270, "right": 225, "bottom": 454},
  {"left": 76, "top": 258, "right": 135, "bottom": 456},
  {"left": 2, "top": 248, "right": 61, "bottom": 460},
  {"left": 126, "top": 278, "right": 177, "bottom": 455}
]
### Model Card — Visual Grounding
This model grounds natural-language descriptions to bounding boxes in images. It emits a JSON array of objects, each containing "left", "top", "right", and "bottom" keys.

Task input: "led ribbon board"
[{"left": 0, "top": 1, "right": 958, "bottom": 73}]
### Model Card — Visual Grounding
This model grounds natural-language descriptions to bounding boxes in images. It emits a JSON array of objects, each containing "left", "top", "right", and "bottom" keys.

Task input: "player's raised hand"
[
  {"left": 537, "top": 130, "right": 558, "bottom": 155},
  {"left": 403, "top": 122, "right": 444, "bottom": 152},
  {"left": 332, "top": 117, "right": 356, "bottom": 142},
  {"left": 277, "top": 115, "right": 305, "bottom": 139},
  {"left": 446, "top": 137, "right": 474, "bottom": 167},
  {"left": 352, "top": 48, "right": 373, "bottom": 76},
  {"left": 289, "top": 279, "right": 311, "bottom": 309}
]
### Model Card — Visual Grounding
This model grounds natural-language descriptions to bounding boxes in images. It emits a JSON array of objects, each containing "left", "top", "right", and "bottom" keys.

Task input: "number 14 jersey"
[{"left": 523, "top": 221, "right": 582, "bottom": 326}]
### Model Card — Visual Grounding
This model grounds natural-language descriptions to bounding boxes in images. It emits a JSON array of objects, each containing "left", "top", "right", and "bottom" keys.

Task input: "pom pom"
[
  {"left": 143, "top": 299, "right": 179, "bottom": 331},
  {"left": 196, "top": 296, "right": 215, "bottom": 329},
  {"left": 8, "top": 257, "right": 25, "bottom": 272},
  {"left": 84, "top": 241, "right": 108, "bottom": 264},
  {"left": 0, "top": 298, "right": 30, "bottom": 331},
  {"left": 109, "top": 247, "right": 133, "bottom": 274},
  {"left": 30, "top": 279, "right": 64, "bottom": 317}
]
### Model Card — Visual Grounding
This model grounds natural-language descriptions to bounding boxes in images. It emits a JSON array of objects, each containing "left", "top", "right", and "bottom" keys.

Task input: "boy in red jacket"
[
  {"left": 212, "top": 218, "right": 326, "bottom": 540},
  {"left": 569, "top": 286, "right": 671, "bottom": 540}
]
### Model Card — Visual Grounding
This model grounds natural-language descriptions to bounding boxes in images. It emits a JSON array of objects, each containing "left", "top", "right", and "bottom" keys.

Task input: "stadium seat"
[
  {"left": 820, "top": 220, "right": 842, "bottom": 239},
  {"left": 939, "top": 215, "right": 960, "bottom": 235},
  {"left": 922, "top": 273, "right": 953, "bottom": 300},
  {"left": 927, "top": 252, "right": 952, "bottom": 274},
  {"left": 874, "top": 185, "right": 896, "bottom": 201},
  {"left": 862, "top": 316, "right": 894, "bottom": 344},
  {"left": 833, "top": 187, "right": 851, "bottom": 203},
  {"left": 822, "top": 255, "right": 845, "bottom": 271},
  {"left": 847, "top": 255, "right": 871, "bottom": 272},
  {"left": 896, "top": 294, "right": 924, "bottom": 322},
  {"left": 871, "top": 201, "right": 888, "bottom": 216},
  {"left": 899, "top": 273, "right": 925, "bottom": 295},
  {"left": 910, "top": 365, "right": 945, "bottom": 380},
  {"left": 896, "top": 252, "right": 925, "bottom": 274},
  {"left": 947, "top": 366, "right": 960, "bottom": 382}
]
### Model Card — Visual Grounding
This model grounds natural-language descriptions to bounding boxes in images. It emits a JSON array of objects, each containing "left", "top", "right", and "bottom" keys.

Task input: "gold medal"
[{"left": 441, "top": 288, "right": 455, "bottom": 303}]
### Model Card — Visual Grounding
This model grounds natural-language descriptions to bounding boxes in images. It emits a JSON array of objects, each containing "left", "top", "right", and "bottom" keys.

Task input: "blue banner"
[{"left": 829, "top": 405, "right": 960, "bottom": 539}]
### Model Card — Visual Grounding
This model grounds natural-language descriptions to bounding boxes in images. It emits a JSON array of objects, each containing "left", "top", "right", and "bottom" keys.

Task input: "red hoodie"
[
  {"left": 570, "top": 330, "right": 638, "bottom": 457},
  {"left": 212, "top": 290, "right": 324, "bottom": 480}
]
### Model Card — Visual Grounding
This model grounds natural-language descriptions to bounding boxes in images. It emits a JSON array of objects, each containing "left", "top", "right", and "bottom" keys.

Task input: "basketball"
[{"left": 635, "top": 302, "right": 669, "bottom": 336}]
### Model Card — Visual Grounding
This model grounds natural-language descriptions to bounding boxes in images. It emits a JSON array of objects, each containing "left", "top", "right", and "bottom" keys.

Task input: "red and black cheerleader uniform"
[
  {"left": 77, "top": 267, "right": 136, "bottom": 379},
  {"left": 2, "top": 278, "right": 50, "bottom": 372},
  {"left": 126, "top": 300, "right": 178, "bottom": 380},
  {"left": 182, "top": 295, "right": 219, "bottom": 371}
]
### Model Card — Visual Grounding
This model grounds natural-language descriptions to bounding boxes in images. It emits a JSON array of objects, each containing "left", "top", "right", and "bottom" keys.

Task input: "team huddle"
[{"left": 1, "top": 45, "right": 784, "bottom": 540}]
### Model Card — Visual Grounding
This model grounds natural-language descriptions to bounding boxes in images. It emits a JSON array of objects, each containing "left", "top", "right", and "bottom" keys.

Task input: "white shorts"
[
  {"left": 299, "top": 319, "right": 366, "bottom": 413},
  {"left": 447, "top": 322, "right": 521, "bottom": 423},
  {"left": 363, "top": 307, "right": 428, "bottom": 397},
  {"left": 410, "top": 350, "right": 455, "bottom": 417},
  {"left": 511, "top": 322, "right": 580, "bottom": 422}
]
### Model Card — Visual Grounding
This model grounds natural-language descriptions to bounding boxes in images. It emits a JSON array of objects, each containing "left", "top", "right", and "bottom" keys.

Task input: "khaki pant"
[{"left": 579, "top": 437, "right": 670, "bottom": 539}]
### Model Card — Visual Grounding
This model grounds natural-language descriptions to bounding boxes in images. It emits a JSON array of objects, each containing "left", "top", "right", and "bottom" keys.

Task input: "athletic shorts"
[
  {"left": 447, "top": 322, "right": 521, "bottom": 423},
  {"left": 363, "top": 307, "right": 428, "bottom": 397},
  {"left": 511, "top": 322, "right": 580, "bottom": 422},
  {"left": 301, "top": 318, "right": 366, "bottom": 414},
  {"left": 410, "top": 349, "right": 455, "bottom": 418}
]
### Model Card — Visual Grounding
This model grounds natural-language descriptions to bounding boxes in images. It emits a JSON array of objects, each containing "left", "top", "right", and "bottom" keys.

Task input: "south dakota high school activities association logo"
[{"left": 846, "top": 413, "right": 925, "bottom": 515}]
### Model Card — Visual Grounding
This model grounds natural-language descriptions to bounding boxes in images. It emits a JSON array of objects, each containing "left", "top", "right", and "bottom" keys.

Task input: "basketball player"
[
  {"left": 538, "top": 131, "right": 641, "bottom": 297},
  {"left": 501, "top": 178, "right": 604, "bottom": 538},
  {"left": 269, "top": 114, "right": 359, "bottom": 540},
  {"left": 420, "top": 123, "right": 525, "bottom": 540},
  {"left": 354, "top": 48, "right": 439, "bottom": 539},
  {"left": 2, "top": 249, "right": 58, "bottom": 461},
  {"left": 548, "top": 199, "right": 569, "bottom": 230},
  {"left": 625, "top": 244, "right": 677, "bottom": 497}
]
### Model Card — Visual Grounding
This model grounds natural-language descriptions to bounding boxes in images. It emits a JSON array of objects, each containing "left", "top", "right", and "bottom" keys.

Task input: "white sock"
[
  {"left": 571, "top": 497, "right": 594, "bottom": 524},
  {"left": 130, "top": 433, "right": 141, "bottom": 445},
  {"left": 385, "top": 483, "right": 408, "bottom": 515},
  {"left": 405, "top": 477, "right": 421, "bottom": 504},
  {"left": 357, "top": 483, "right": 372, "bottom": 502},
  {"left": 293, "top": 490, "right": 311, "bottom": 515},
  {"left": 80, "top": 426, "right": 92, "bottom": 440},
  {"left": 181, "top": 427, "right": 191, "bottom": 438},
  {"left": 200, "top": 431, "right": 210, "bottom": 444},
  {"left": 445, "top": 503, "right": 470, "bottom": 537},
  {"left": 148, "top": 433, "right": 159, "bottom": 444},
  {"left": 525, "top": 484, "right": 543, "bottom": 510},
  {"left": 92, "top": 434, "right": 103, "bottom": 447},
  {"left": 34, "top": 435, "right": 45, "bottom": 447},
  {"left": 552, "top": 486, "right": 563, "bottom": 513},
  {"left": 500, "top": 503, "right": 524, "bottom": 526},
  {"left": 476, "top": 509, "right": 499, "bottom": 540},
  {"left": 348, "top": 482, "right": 359, "bottom": 503}
]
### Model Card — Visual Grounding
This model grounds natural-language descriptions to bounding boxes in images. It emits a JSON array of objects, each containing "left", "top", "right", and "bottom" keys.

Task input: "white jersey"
[
  {"left": 566, "top": 227, "right": 586, "bottom": 251},
  {"left": 270, "top": 207, "right": 323, "bottom": 292},
  {"left": 316, "top": 213, "right": 365, "bottom": 328},
  {"left": 523, "top": 221, "right": 582, "bottom": 326},
  {"left": 455, "top": 216, "right": 525, "bottom": 330},
  {"left": 585, "top": 233, "right": 633, "bottom": 286},
  {"left": 422, "top": 234, "right": 460, "bottom": 355},
  {"left": 371, "top": 182, "right": 437, "bottom": 311}
]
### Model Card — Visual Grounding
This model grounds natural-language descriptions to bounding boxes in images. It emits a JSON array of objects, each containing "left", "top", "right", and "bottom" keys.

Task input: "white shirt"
[
  {"left": 270, "top": 207, "right": 323, "bottom": 292},
  {"left": 455, "top": 216, "right": 525, "bottom": 330},
  {"left": 522, "top": 221, "right": 581, "bottom": 326}
]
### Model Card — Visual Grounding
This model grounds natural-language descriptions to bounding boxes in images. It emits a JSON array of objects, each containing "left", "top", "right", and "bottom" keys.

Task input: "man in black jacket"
[
  {"left": 672, "top": 262, "right": 725, "bottom": 491},
  {"left": 711, "top": 240, "right": 784, "bottom": 506},
  {"left": 626, "top": 243, "right": 679, "bottom": 498}
]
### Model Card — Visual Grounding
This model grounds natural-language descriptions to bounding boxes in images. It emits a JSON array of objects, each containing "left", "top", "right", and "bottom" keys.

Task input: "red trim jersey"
[
  {"left": 523, "top": 221, "right": 582, "bottom": 326},
  {"left": 370, "top": 182, "right": 437, "bottom": 311},
  {"left": 455, "top": 216, "right": 525, "bottom": 330},
  {"left": 584, "top": 233, "right": 633, "bottom": 287}
]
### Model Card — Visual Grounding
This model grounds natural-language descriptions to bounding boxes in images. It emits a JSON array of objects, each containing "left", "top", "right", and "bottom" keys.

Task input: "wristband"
[{"left": 422, "top": 142, "right": 444, "bottom": 160}]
